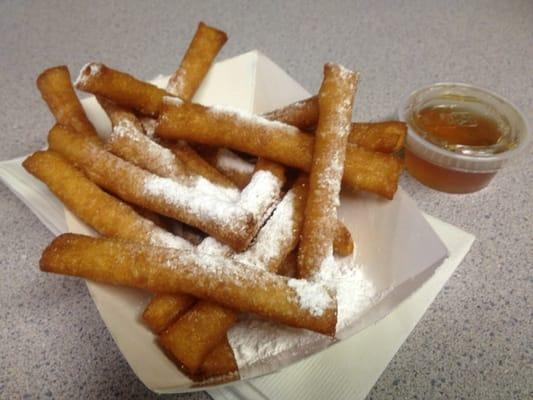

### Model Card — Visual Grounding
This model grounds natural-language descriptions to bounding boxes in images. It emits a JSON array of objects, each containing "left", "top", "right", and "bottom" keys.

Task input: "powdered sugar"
[
  {"left": 110, "top": 119, "right": 179, "bottom": 178},
  {"left": 228, "top": 253, "right": 380, "bottom": 373},
  {"left": 75, "top": 62, "right": 102, "bottom": 87},
  {"left": 143, "top": 175, "right": 244, "bottom": 225},
  {"left": 208, "top": 104, "right": 300, "bottom": 134},
  {"left": 215, "top": 149, "right": 254, "bottom": 175},
  {"left": 287, "top": 279, "right": 334, "bottom": 317},
  {"left": 234, "top": 190, "right": 295, "bottom": 270},
  {"left": 140, "top": 117, "right": 157, "bottom": 138},
  {"left": 238, "top": 170, "right": 282, "bottom": 219}
]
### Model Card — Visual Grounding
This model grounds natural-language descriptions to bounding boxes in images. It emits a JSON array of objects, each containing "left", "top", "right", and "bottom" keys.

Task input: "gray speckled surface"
[{"left": 1, "top": 1, "right": 531, "bottom": 399}]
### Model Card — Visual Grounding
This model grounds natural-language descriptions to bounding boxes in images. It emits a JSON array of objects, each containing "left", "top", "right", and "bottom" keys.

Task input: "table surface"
[{"left": 1, "top": 1, "right": 531, "bottom": 399}]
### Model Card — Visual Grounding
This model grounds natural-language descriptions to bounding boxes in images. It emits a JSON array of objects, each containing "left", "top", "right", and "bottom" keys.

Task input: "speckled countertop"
[{"left": 1, "top": 1, "right": 531, "bottom": 399}]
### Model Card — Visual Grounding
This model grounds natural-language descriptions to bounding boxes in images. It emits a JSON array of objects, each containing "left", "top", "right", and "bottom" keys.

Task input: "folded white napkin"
[{"left": 208, "top": 215, "right": 474, "bottom": 400}]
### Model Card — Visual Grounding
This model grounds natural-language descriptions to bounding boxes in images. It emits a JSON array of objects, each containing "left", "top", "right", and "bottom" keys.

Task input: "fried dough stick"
[
  {"left": 23, "top": 151, "right": 197, "bottom": 328},
  {"left": 76, "top": 63, "right": 235, "bottom": 186},
  {"left": 47, "top": 124, "right": 255, "bottom": 251},
  {"left": 263, "top": 96, "right": 407, "bottom": 153},
  {"left": 158, "top": 176, "right": 308, "bottom": 376},
  {"left": 98, "top": 97, "right": 189, "bottom": 179},
  {"left": 75, "top": 63, "right": 167, "bottom": 117},
  {"left": 167, "top": 22, "right": 228, "bottom": 100},
  {"left": 155, "top": 99, "right": 402, "bottom": 199},
  {"left": 40, "top": 234, "right": 338, "bottom": 335},
  {"left": 143, "top": 158, "right": 286, "bottom": 336},
  {"left": 22, "top": 151, "right": 192, "bottom": 251},
  {"left": 165, "top": 22, "right": 237, "bottom": 186},
  {"left": 37, "top": 66, "right": 98, "bottom": 137},
  {"left": 297, "top": 64, "right": 358, "bottom": 278},
  {"left": 196, "top": 337, "right": 239, "bottom": 381}
]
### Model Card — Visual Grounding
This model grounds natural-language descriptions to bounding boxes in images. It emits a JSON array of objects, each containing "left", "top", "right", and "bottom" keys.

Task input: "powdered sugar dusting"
[
  {"left": 238, "top": 170, "right": 282, "bottom": 219},
  {"left": 148, "top": 227, "right": 193, "bottom": 251},
  {"left": 140, "top": 117, "right": 157, "bottom": 138},
  {"left": 143, "top": 175, "right": 244, "bottom": 226},
  {"left": 228, "top": 253, "right": 380, "bottom": 373},
  {"left": 162, "top": 95, "right": 184, "bottom": 106},
  {"left": 110, "top": 119, "right": 179, "bottom": 178},
  {"left": 234, "top": 191, "right": 295, "bottom": 270},
  {"left": 75, "top": 62, "right": 102, "bottom": 87},
  {"left": 208, "top": 104, "right": 300, "bottom": 134},
  {"left": 287, "top": 279, "right": 334, "bottom": 317},
  {"left": 215, "top": 149, "right": 255, "bottom": 175}
]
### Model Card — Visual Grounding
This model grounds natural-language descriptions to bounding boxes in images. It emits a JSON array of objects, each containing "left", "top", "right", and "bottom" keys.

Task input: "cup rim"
[{"left": 398, "top": 82, "right": 530, "bottom": 172}]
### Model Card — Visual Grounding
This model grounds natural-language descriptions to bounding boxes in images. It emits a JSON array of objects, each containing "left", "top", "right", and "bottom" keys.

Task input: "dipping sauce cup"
[{"left": 399, "top": 83, "right": 529, "bottom": 193}]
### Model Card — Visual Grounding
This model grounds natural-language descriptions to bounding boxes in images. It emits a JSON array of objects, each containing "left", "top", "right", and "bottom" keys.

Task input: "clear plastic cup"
[{"left": 399, "top": 83, "right": 530, "bottom": 193}]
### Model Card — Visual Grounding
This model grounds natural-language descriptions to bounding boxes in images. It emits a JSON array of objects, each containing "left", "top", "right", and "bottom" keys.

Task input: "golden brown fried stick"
[
  {"left": 159, "top": 302, "right": 237, "bottom": 375},
  {"left": 155, "top": 100, "right": 402, "bottom": 199},
  {"left": 98, "top": 97, "right": 189, "bottom": 180},
  {"left": 22, "top": 150, "right": 191, "bottom": 250},
  {"left": 167, "top": 22, "right": 228, "bottom": 100},
  {"left": 262, "top": 96, "right": 319, "bottom": 131},
  {"left": 99, "top": 97, "right": 237, "bottom": 188},
  {"left": 348, "top": 122, "right": 406, "bottom": 153},
  {"left": 297, "top": 64, "right": 358, "bottom": 278},
  {"left": 334, "top": 221, "right": 354, "bottom": 257},
  {"left": 75, "top": 63, "right": 169, "bottom": 117},
  {"left": 263, "top": 95, "right": 407, "bottom": 153},
  {"left": 47, "top": 124, "right": 255, "bottom": 251},
  {"left": 37, "top": 66, "right": 98, "bottom": 137},
  {"left": 40, "top": 234, "right": 338, "bottom": 335},
  {"left": 23, "top": 151, "right": 197, "bottom": 327},
  {"left": 157, "top": 175, "right": 308, "bottom": 375},
  {"left": 196, "top": 337, "right": 239, "bottom": 381},
  {"left": 142, "top": 294, "right": 196, "bottom": 333}
]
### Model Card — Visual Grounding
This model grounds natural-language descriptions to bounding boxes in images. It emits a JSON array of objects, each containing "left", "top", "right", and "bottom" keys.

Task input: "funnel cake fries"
[
  {"left": 97, "top": 103, "right": 286, "bottom": 251},
  {"left": 40, "top": 234, "right": 338, "bottom": 335},
  {"left": 297, "top": 64, "right": 358, "bottom": 279},
  {"left": 142, "top": 294, "right": 196, "bottom": 334},
  {"left": 263, "top": 96, "right": 407, "bottom": 153},
  {"left": 167, "top": 22, "right": 228, "bottom": 100},
  {"left": 98, "top": 98, "right": 189, "bottom": 180},
  {"left": 155, "top": 99, "right": 402, "bottom": 199},
  {"left": 22, "top": 150, "right": 192, "bottom": 251},
  {"left": 157, "top": 177, "right": 308, "bottom": 376},
  {"left": 75, "top": 63, "right": 168, "bottom": 117},
  {"left": 47, "top": 125, "right": 257, "bottom": 251},
  {"left": 23, "top": 150, "right": 199, "bottom": 327},
  {"left": 196, "top": 337, "right": 239, "bottom": 381},
  {"left": 37, "top": 66, "right": 98, "bottom": 137}
]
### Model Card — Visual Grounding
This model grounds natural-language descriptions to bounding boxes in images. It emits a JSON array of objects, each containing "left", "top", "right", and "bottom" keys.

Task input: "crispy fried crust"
[
  {"left": 297, "top": 64, "right": 358, "bottom": 278},
  {"left": 153, "top": 176, "right": 307, "bottom": 374},
  {"left": 263, "top": 95, "right": 406, "bottom": 153},
  {"left": 334, "top": 220, "right": 354, "bottom": 257},
  {"left": 40, "top": 234, "right": 337, "bottom": 335},
  {"left": 75, "top": 63, "right": 169, "bottom": 117},
  {"left": 37, "top": 66, "right": 98, "bottom": 137},
  {"left": 142, "top": 294, "right": 196, "bottom": 333},
  {"left": 47, "top": 124, "right": 255, "bottom": 251},
  {"left": 167, "top": 22, "right": 228, "bottom": 100},
  {"left": 159, "top": 302, "right": 238, "bottom": 375},
  {"left": 262, "top": 95, "right": 319, "bottom": 131},
  {"left": 196, "top": 337, "right": 239, "bottom": 381},
  {"left": 155, "top": 101, "right": 402, "bottom": 198},
  {"left": 22, "top": 150, "right": 190, "bottom": 249}
]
